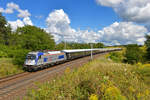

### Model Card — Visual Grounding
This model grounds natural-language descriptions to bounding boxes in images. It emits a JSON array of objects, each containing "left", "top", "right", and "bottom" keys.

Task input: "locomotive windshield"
[{"left": 26, "top": 54, "right": 36, "bottom": 60}]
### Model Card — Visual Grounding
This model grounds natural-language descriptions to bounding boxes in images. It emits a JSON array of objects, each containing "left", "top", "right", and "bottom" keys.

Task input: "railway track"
[
  {"left": 0, "top": 72, "right": 29, "bottom": 84},
  {"left": 0, "top": 53, "right": 107, "bottom": 100}
]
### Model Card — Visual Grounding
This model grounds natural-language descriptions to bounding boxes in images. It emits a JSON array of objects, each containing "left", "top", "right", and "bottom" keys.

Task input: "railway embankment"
[
  {"left": 0, "top": 58, "right": 24, "bottom": 78},
  {"left": 26, "top": 55, "right": 150, "bottom": 100}
]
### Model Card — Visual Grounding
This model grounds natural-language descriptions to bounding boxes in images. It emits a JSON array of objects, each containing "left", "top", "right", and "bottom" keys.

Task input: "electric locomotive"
[{"left": 24, "top": 51, "right": 66, "bottom": 71}]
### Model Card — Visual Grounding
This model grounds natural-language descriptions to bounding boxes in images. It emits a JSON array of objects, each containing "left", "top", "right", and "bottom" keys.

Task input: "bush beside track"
[
  {"left": 26, "top": 55, "right": 150, "bottom": 100},
  {"left": 0, "top": 58, "right": 24, "bottom": 78}
]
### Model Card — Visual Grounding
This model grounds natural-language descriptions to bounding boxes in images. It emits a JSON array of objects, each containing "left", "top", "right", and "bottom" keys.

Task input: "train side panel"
[{"left": 36, "top": 52, "right": 66, "bottom": 66}]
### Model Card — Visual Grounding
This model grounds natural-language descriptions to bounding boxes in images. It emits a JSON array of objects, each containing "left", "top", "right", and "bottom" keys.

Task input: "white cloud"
[
  {"left": 46, "top": 9, "right": 148, "bottom": 45},
  {"left": 23, "top": 17, "right": 33, "bottom": 25},
  {"left": 46, "top": 9, "right": 74, "bottom": 36},
  {"left": 0, "top": 8, "right": 3, "bottom": 12},
  {"left": 7, "top": 2, "right": 19, "bottom": 10},
  {"left": 0, "top": 2, "right": 33, "bottom": 31},
  {"left": 8, "top": 17, "right": 33, "bottom": 31},
  {"left": 75, "top": 29, "right": 101, "bottom": 43},
  {"left": 0, "top": 2, "right": 31, "bottom": 18},
  {"left": 98, "top": 22, "right": 148, "bottom": 45},
  {"left": 17, "top": 9, "right": 31, "bottom": 18},
  {"left": 96, "top": 0, "right": 150, "bottom": 26},
  {"left": 0, "top": 7, "right": 13, "bottom": 14},
  {"left": 96, "top": 0, "right": 123, "bottom": 7},
  {"left": 8, "top": 19, "right": 25, "bottom": 31},
  {"left": 45, "top": 9, "right": 101, "bottom": 43}
]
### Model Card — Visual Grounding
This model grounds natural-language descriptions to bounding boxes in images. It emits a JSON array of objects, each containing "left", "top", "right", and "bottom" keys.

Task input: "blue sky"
[
  {"left": 0, "top": 0, "right": 119, "bottom": 30},
  {"left": 0, "top": 0, "right": 150, "bottom": 45}
]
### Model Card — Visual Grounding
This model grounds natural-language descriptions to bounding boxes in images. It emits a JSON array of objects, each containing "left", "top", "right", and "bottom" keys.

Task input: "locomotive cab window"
[{"left": 26, "top": 54, "right": 36, "bottom": 60}]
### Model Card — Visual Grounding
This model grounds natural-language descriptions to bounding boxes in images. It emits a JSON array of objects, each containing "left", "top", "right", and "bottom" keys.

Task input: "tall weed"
[{"left": 26, "top": 56, "right": 150, "bottom": 100}]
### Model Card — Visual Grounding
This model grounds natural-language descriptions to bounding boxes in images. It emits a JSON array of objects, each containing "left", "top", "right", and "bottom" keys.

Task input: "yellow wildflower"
[
  {"left": 65, "top": 67, "right": 71, "bottom": 73},
  {"left": 145, "top": 89, "right": 150, "bottom": 96},
  {"left": 89, "top": 94, "right": 98, "bottom": 100},
  {"left": 128, "top": 86, "right": 136, "bottom": 93}
]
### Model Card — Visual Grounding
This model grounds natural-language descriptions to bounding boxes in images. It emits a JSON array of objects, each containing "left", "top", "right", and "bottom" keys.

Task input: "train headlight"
[{"left": 25, "top": 60, "right": 36, "bottom": 65}]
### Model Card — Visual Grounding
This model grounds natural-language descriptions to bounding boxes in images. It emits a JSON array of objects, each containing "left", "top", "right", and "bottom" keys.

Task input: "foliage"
[
  {"left": 102, "top": 85, "right": 126, "bottom": 100},
  {"left": 55, "top": 42, "right": 104, "bottom": 50},
  {"left": 55, "top": 42, "right": 67, "bottom": 50},
  {"left": 0, "top": 58, "right": 24, "bottom": 78},
  {"left": 108, "top": 51, "right": 124, "bottom": 62},
  {"left": 12, "top": 49, "right": 30, "bottom": 65},
  {"left": 0, "top": 45, "right": 19, "bottom": 58},
  {"left": 0, "top": 13, "right": 11, "bottom": 45},
  {"left": 135, "top": 64, "right": 150, "bottom": 85},
  {"left": 10, "top": 25, "right": 55, "bottom": 51},
  {"left": 26, "top": 56, "right": 150, "bottom": 100},
  {"left": 0, "top": 45, "right": 30, "bottom": 65},
  {"left": 108, "top": 45, "right": 147, "bottom": 64},
  {"left": 124, "top": 44, "right": 145, "bottom": 64},
  {"left": 0, "top": 44, "right": 9, "bottom": 57},
  {"left": 145, "top": 35, "right": 150, "bottom": 61},
  {"left": 139, "top": 45, "right": 147, "bottom": 62}
]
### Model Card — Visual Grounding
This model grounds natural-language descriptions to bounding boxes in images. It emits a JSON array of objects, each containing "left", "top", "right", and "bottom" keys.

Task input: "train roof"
[
  {"left": 62, "top": 48, "right": 104, "bottom": 53},
  {"left": 62, "top": 48, "right": 121, "bottom": 53},
  {"left": 62, "top": 49, "right": 90, "bottom": 53},
  {"left": 47, "top": 51, "right": 62, "bottom": 54},
  {"left": 28, "top": 51, "right": 39, "bottom": 55}
]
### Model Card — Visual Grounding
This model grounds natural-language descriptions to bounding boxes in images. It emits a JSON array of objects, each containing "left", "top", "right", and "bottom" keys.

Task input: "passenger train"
[{"left": 24, "top": 48, "right": 121, "bottom": 71}]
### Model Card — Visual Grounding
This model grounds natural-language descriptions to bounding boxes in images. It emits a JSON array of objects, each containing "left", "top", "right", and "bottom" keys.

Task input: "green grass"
[
  {"left": 135, "top": 64, "right": 150, "bottom": 86},
  {"left": 25, "top": 56, "right": 150, "bottom": 100},
  {"left": 0, "top": 58, "right": 24, "bottom": 78}
]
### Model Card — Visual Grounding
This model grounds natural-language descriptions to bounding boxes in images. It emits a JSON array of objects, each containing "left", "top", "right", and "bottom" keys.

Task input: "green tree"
[
  {"left": 145, "top": 35, "right": 150, "bottom": 61},
  {"left": 124, "top": 44, "right": 144, "bottom": 64},
  {"left": 55, "top": 42, "right": 66, "bottom": 50},
  {"left": 11, "top": 25, "right": 55, "bottom": 51},
  {"left": 93, "top": 43, "right": 104, "bottom": 48},
  {"left": 12, "top": 49, "right": 30, "bottom": 65},
  {"left": 56, "top": 42, "right": 104, "bottom": 50},
  {"left": 0, "top": 13, "right": 11, "bottom": 45}
]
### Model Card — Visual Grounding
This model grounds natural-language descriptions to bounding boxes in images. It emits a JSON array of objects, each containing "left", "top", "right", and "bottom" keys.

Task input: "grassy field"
[
  {"left": 0, "top": 58, "right": 24, "bottom": 78},
  {"left": 25, "top": 55, "right": 150, "bottom": 100}
]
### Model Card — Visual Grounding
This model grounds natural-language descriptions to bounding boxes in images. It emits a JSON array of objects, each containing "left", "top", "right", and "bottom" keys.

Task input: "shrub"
[
  {"left": 0, "top": 44, "right": 9, "bottom": 57},
  {"left": 0, "top": 45, "right": 20, "bottom": 58},
  {"left": 0, "top": 58, "right": 23, "bottom": 78},
  {"left": 75, "top": 80, "right": 95, "bottom": 100},
  {"left": 145, "top": 35, "right": 150, "bottom": 61},
  {"left": 103, "top": 86, "right": 126, "bottom": 100},
  {"left": 0, "top": 51, "right": 7, "bottom": 57},
  {"left": 124, "top": 44, "right": 144, "bottom": 64},
  {"left": 12, "top": 49, "right": 30, "bottom": 66},
  {"left": 109, "top": 52, "right": 123, "bottom": 62},
  {"left": 136, "top": 64, "right": 150, "bottom": 85},
  {"left": 137, "top": 90, "right": 150, "bottom": 100}
]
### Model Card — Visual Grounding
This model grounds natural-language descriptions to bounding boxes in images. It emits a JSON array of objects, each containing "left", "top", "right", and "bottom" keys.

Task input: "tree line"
[
  {"left": 110, "top": 36, "right": 150, "bottom": 64},
  {"left": 55, "top": 42, "right": 104, "bottom": 50}
]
